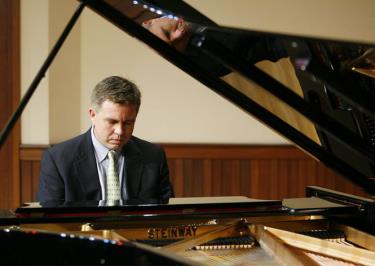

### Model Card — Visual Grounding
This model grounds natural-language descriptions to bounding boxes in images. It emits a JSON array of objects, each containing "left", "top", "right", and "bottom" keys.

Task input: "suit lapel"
[
  {"left": 124, "top": 138, "right": 143, "bottom": 198},
  {"left": 74, "top": 130, "right": 101, "bottom": 200}
]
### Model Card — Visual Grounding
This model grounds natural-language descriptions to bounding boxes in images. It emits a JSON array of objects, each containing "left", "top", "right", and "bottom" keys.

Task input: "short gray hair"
[{"left": 91, "top": 76, "right": 141, "bottom": 111}]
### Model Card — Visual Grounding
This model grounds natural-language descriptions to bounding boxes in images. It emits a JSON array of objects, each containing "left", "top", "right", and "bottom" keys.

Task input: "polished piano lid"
[
  {"left": 0, "top": 229, "right": 194, "bottom": 266},
  {"left": 4, "top": 193, "right": 362, "bottom": 228},
  {"left": 10, "top": 196, "right": 284, "bottom": 224},
  {"left": 78, "top": 0, "right": 375, "bottom": 194}
]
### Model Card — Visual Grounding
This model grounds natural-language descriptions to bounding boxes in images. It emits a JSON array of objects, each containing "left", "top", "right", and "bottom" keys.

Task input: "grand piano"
[{"left": 1, "top": 0, "right": 375, "bottom": 265}]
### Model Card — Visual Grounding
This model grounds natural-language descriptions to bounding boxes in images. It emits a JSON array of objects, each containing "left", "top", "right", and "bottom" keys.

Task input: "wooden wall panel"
[
  {"left": 20, "top": 160, "right": 40, "bottom": 203},
  {"left": 20, "top": 144, "right": 370, "bottom": 203},
  {"left": 0, "top": 0, "right": 20, "bottom": 209},
  {"left": 19, "top": 146, "right": 45, "bottom": 202},
  {"left": 163, "top": 145, "right": 370, "bottom": 199}
]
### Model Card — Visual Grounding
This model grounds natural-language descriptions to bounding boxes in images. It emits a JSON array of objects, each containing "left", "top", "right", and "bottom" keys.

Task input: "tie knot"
[{"left": 108, "top": 150, "right": 117, "bottom": 161}]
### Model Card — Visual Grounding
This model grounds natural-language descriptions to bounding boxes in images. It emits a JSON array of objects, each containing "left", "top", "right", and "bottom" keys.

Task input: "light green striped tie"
[{"left": 106, "top": 150, "right": 121, "bottom": 201}]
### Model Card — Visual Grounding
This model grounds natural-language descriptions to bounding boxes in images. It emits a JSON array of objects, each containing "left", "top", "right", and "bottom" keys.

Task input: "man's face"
[
  {"left": 89, "top": 100, "right": 138, "bottom": 150},
  {"left": 142, "top": 17, "right": 190, "bottom": 51}
]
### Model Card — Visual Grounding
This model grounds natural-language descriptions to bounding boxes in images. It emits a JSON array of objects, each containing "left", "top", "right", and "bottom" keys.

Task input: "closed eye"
[
  {"left": 107, "top": 119, "right": 118, "bottom": 125},
  {"left": 124, "top": 120, "right": 135, "bottom": 126}
]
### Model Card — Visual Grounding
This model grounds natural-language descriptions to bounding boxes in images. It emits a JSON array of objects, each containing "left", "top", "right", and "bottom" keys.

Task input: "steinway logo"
[{"left": 147, "top": 226, "right": 198, "bottom": 239}]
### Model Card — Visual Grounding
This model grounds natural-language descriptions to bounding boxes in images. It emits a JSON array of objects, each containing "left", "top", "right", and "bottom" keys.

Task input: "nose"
[{"left": 114, "top": 124, "right": 124, "bottom": 137}]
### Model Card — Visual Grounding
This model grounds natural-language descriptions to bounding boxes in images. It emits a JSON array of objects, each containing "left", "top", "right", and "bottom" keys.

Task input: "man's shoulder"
[
  {"left": 48, "top": 130, "right": 91, "bottom": 155},
  {"left": 130, "top": 136, "right": 163, "bottom": 153}
]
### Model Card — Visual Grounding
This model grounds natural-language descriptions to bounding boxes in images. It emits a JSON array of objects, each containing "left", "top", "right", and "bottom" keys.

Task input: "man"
[
  {"left": 142, "top": 16, "right": 288, "bottom": 76},
  {"left": 142, "top": 17, "right": 191, "bottom": 52},
  {"left": 37, "top": 76, "right": 173, "bottom": 203}
]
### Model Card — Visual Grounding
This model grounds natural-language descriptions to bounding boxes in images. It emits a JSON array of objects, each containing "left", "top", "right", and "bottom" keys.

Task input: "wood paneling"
[
  {"left": 19, "top": 146, "right": 46, "bottom": 203},
  {"left": 0, "top": 0, "right": 20, "bottom": 209},
  {"left": 20, "top": 144, "right": 370, "bottom": 203},
  {"left": 165, "top": 144, "right": 370, "bottom": 199}
]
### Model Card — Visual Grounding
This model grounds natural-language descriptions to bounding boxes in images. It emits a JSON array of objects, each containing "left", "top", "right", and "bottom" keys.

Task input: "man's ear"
[
  {"left": 170, "top": 28, "right": 184, "bottom": 41},
  {"left": 170, "top": 19, "right": 191, "bottom": 51},
  {"left": 88, "top": 107, "right": 96, "bottom": 122}
]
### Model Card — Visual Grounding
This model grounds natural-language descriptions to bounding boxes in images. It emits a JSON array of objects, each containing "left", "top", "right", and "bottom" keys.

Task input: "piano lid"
[{"left": 79, "top": 0, "right": 375, "bottom": 194}]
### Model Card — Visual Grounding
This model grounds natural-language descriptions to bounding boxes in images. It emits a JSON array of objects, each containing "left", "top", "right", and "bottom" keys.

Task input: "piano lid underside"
[{"left": 79, "top": 0, "right": 375, "bottom": 194}]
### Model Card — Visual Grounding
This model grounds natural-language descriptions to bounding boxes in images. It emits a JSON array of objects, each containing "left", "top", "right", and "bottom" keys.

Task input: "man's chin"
[{"left": 108, "top": 141, "right": 125, "bottom": 150}]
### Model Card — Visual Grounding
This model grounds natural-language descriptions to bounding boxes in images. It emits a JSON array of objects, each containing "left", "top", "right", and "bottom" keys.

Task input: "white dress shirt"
[{"left": 90, "top": 127, "right": 127, "bottom": 200}]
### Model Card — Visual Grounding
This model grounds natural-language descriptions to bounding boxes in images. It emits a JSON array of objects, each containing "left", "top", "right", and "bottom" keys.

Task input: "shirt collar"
[{"left": 91, "top": 126, "right": 110, "bottom": 163}]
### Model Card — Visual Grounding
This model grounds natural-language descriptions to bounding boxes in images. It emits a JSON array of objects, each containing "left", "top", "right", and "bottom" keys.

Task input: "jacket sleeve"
[
  {"left": 36, "top": 149, "right": 65, "bottom": 203},
  {"left": 185, "top": 24, "right": 287, "bottom": 77},
  {"left": 158, "top": 148, "right": 174, "bottom": 202}
]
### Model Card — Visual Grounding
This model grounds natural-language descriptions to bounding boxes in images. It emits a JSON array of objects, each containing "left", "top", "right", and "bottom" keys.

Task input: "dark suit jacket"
[{"left": 37, "top": 129, "right": 173, "bottom": 203}]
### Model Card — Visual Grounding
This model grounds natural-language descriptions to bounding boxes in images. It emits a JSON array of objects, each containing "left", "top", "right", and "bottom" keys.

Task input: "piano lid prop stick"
[{"left": 0, "top": 2, "right": 85, "bottom": 148}]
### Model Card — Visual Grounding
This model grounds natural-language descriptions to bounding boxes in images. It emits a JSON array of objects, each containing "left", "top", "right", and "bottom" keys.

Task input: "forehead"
[{"left": 99, "top": 100, "right": 137, "bottom": 114}]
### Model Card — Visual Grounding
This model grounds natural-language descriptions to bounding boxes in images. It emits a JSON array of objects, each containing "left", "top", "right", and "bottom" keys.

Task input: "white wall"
[
  {"left": 49, "top": 0, "right": 81, "bottom": 144},
  {"left": 21, "top": 0, "right": 375, "bottom": 145},
  {"left": 21, "top": 0, "right": 80, "bottom": 144},
  {"left": 21, "top": 0, "right": 50, "bottom": 144},
  {"left": 188, "top": 0, "right": 375, "bottom": 43},
  {"left": 79, "top": 7, "right": 286, "bottom": 144}
]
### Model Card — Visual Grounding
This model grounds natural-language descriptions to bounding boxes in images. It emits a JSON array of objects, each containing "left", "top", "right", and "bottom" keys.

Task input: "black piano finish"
[
  {"left": 0, "top": 229, "right": 192, "bottom": 266},
  {"left": 0, "top": 187, "right": 371, "bottom": 232},
  {"left": 0, "top": 1, "right": 374, "bottom": 264},
  {"left": 0, "top": 188, "right": 373, "bottom": 265},
  {"left": 5, "top": 198, "right": 284, "bottom": 226}
]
